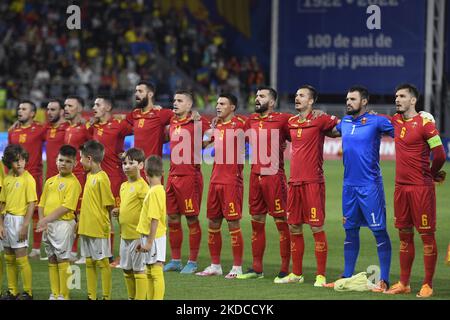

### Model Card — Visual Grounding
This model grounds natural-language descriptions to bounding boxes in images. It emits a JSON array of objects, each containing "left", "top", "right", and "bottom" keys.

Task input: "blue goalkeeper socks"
[
  {"left": 343, "top": 228, "right": 360, "bottom": 278},
  {"left": 372, "top": 229, "right": 391, "bottom": 284}
]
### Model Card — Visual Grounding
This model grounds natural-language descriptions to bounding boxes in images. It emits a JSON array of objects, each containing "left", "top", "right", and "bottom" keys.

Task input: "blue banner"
[{"left": 278, "top": 0, "right": 426, "bottom": 95}]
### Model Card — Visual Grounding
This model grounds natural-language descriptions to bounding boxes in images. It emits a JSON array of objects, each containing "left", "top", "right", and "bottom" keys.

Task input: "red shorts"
[
  {"left": 287, "top": 183, "right": 325, "bottom": 227},
  {"left": 394, "top": 184, "right": 436, "bottom": 233},
  {"left": 166, "top": 173, "right": 203, "bottom": 216},
  {"left": 249, "top": 172, "right": 287, "bottom": 217},
  {"left": 207, "top": 183, "right": 243, "bottom": 221}
]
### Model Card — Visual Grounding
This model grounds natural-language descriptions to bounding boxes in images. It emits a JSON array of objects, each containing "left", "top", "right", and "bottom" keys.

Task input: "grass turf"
[{"left": 6, "top": 160, "right": 450, "bottom": 300}]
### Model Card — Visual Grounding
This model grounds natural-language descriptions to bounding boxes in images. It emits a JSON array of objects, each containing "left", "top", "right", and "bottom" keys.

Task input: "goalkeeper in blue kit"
[{"left": 326, "top": 86, "right": 394, "bottom": 292}]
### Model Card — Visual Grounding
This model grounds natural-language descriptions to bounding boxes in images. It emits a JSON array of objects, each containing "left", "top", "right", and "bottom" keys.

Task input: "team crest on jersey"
[
  {"left": 361, "top": 118, "right": 367, "bottom": 125},
  {"left": 58, "top": 183, "right": 65, "bottom": 191},
  {"left": 412, "top": 122, "right": 418, "bottom": 128},
  {"left": 15, "top": 182, "right": 20, "bottom": 189},
  {"left": 92, "top": 178, "right": 97, "bottom": 185},
  {"left": 130, "top": 186, "right": 135, "bottom": 193}
]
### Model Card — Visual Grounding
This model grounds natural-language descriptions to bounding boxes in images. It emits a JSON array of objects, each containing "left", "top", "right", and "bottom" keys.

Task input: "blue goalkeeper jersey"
[{"left": 336, "top": 112, "right": 394, "bottom": 187}]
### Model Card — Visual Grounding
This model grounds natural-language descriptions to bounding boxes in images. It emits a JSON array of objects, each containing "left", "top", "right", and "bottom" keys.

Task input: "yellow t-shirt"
[
  {"left": 78, "top": 171, "right": 115, "bottom": 238},
  {"left": 0, "top": 170, "right": 37, "bottom": 216},
  {"left": 136, "top": 185, "right": 166, "bottom": 239},
  {"left": 38, "top": 173, "right": 82, "bottom": 221},
  {"left": 119, "top": 178, "right": 150, "bottom": 240},
  {"left": 0, "top": 162, "right": 5, "bottom": 188}
]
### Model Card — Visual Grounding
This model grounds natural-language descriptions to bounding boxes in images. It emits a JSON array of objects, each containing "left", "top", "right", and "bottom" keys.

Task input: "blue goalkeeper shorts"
[{"left": 342, "top": 183, "right": 387, "bottom": 231}]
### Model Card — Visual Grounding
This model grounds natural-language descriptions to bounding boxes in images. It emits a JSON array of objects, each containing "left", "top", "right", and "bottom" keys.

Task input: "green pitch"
[{"left": 11, "top": 160, "right": 450, "bottom": 300}]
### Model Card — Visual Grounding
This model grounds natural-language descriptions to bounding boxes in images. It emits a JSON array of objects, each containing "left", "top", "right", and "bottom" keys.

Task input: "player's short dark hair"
[
  {"left": 137, "top": 81, "right": 156, "bottom": 93},
  {"left": 219, "top": 92, "right": 238, "bottom": 109},
  {"left": 175, "top": 90, "right": 194, "bottom": 104},
  {"left": 122, "top": 148, "right": 145, "bottom": 164},
  {"left": 257, "top": 86, "right": 278, "bottom": 101},
  {"left": 298, "top": 85, "right": 318, "bottom": 103},
  {"left": 48, "top": 99, "right": 64, "bottom": 109},
  {"left": 58, "top": 145, "right": 77, "bottom": 159},
  {"left": 145, "top": 155, "right": 163, "bottom": 178},
  {"left": 2, "top": 144, "right": 29, "bottom": 169},
  {"left": 95, "top": 95, "right": 114, "bottom": 110},
  {"left": 348, "top": 86, "right": 370, "bottom": 102},
  {"left": 66, "top": 95, "right": 85, "bottom": 108},
  {"left": 395, "top": 83, "right": 420, "bottom": 99},
  {"left": 18, "top": 100, "right": 37, "bottom": 113},
  {"left": 79, "top": 140, "right": 104, "bottom": 163}
]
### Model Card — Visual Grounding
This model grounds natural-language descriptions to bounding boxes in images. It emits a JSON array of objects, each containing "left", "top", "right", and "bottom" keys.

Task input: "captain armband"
[{"left": 427, "top": 135, "right": 442, "bottom": 149}]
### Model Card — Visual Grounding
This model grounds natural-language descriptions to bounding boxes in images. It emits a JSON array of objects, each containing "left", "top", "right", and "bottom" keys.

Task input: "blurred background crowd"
[{"left": 0, "top": 0, "right": 268, "bottom": 129}]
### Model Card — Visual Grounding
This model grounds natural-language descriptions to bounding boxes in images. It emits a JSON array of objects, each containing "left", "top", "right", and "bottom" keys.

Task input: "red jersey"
[
  {"left": 90, "top": 119, "right": 132, "bottom": 179},
  {"left": 64, "top": 123, "right": 92, "bottom": 181},
  {"left": 45, "top": 121, "right": 70, "bottom": 179},
  {"left": 288, "top": 113, "right": 338, "bottom": 184},
  {"left": 210, "top": 116, "right": 247, "bottom": 185},
  {"left": 8, "top": 122, "right": 46, "bottom": 177},
  {"left": 392, "top": 113, "right": 441, "bottom": 186},
  {"left": 169, "top": 116, "right": 210, "bottom": 176},
  {"left": 126, "top": 108, "right": 173, "bottom": 157},
  {"left": 245, "top": 112, "right": 291, "bottom": 175}
]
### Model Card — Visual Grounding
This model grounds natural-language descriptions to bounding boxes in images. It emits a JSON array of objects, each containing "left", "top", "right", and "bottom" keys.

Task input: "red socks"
[
  {"left": 188, "top": 221, "right": 202, "bottom": 262},
  {"left": 208, "top": 228, "right": 222, "bottom": 265},
  {"left": 229, "top": 227, "right": 243, "bottom": 267},
  {"left": 251, "top": 220, "right": 265, "bottom": 273},
  {"left": 169, "top": 221, "right": 202, "bottom": 262},
  {"left": 275, "top": 221, "right": 291, "bottom": 274},
  {"left": 208, "top": 227, "right": 243, "bottom": 267},
  {"left": 399, "top": 231, "right": 415, "bottom": 285},
  {"left": 290, "top": 233, "right": 304, "bottom": 276},
  {"left": 313, "top": 231, "right": 328, "bottom": 276},
  {"left": 421, "top": 233, "right": 437, "bottom": 287},
  {"left": 168, "top": 222, "right": 183, "bottom": 260}
]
